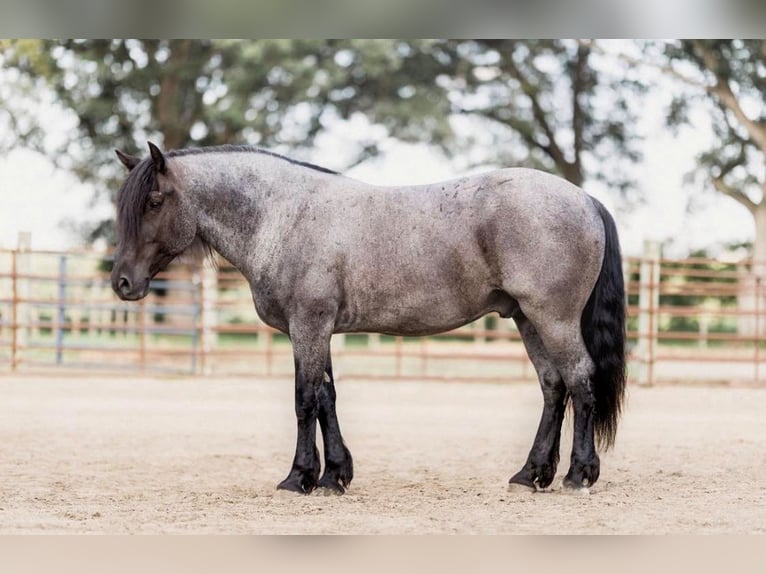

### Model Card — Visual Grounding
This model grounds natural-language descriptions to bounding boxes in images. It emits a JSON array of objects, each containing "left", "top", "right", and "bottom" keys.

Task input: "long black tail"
[{"left": 580, "top": 197, "right": 626, "bottom": 450}]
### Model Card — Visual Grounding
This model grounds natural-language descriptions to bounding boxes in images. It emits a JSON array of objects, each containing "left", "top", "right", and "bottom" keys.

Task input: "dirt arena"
[{"left": 1, "top": 375, "right": 764, "bottom": 534}]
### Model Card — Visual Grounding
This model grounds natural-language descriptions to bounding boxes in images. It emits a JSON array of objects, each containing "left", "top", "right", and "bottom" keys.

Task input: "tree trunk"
[
  {"left": 155, "top": 40, "right": 199, "bottom": 150},
  {"left": 753, "top": 205, "right": 766, "bottom": 272},
  {"left": 561, "top": 161, "right": 584, "bottom": 188}
]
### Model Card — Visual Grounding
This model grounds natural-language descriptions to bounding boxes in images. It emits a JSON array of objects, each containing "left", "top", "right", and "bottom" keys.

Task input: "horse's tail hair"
[{"left": 580, "top": 197, "right": 626, "bottom": 451}]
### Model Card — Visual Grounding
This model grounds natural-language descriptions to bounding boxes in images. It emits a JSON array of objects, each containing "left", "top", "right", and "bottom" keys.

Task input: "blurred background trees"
[
  {"left": 1, "top": 39, "right": 764, "bottom": 263},
  {"left": 651, "top": 39, "right": 766, "bottom": 333},
  {"left": 0, "top": 39, "right": 644, "bottom": 245},
  {"left": 660, "top": 40, "right": 766, "bottom": 263}
]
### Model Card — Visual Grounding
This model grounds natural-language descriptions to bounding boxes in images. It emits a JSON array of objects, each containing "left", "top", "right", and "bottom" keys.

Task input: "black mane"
[
  {"left": 167, "top": 145, "right": 339, "bottom": 175},
  {"left": 116, "top": 157, "right": 158, "bottom": 245},
  {"left": 116, "top": 145, "right": 338, "bottom": 243}
]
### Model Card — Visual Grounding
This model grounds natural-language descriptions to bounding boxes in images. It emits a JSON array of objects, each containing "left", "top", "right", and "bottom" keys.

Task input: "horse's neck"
[{"left": 181, "top": 155, "right": 300, "bottom": 277}]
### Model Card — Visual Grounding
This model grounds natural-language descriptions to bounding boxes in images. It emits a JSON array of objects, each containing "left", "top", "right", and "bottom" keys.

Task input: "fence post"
[
  {"left": 474, "top": 316, "right": 486, "bottom": 344},
  {"left": 636, "top": 240, "right": 661, "bottom": 385},
  {"left": 12, "top": 232, "right": 31, "bottom": 370},
  {"left": 368, "top": 333, "right": 381, "bottom": 349},
  {"left": 395, "top": 336, "right": 403, "bottom": 378},
  {"left": 200, "top": 264, "right": 218, "bottom": 376},
  {"left": 265, "top": 326, "right": 274, "bottom": 376},
  {"left": 332, "top": 333, "right": 346, "bottom": 354},
  {"left": 11, "top": 249, "right": 18, "bottom": 371},
  {"left": 139, "top": 296, "right": 147, "bottom": 372},
  {"left": 55, "top": 254, "right": 67, "bottom": 365},
  {"left": 756, "top": 276, "right": 762, "bottom": 384}
]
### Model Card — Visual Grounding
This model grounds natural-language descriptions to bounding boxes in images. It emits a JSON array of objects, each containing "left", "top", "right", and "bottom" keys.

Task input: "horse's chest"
[{"left": 250, "top": 283, "right": 289, "bottom": 333}]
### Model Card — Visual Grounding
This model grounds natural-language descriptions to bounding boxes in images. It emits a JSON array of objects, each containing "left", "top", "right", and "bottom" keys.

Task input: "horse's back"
[{"left": 323, "top": 168, "right": 605, "bottom": 334}]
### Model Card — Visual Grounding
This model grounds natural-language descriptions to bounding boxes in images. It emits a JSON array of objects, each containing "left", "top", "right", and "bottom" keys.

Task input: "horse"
[{"left": 111, "top": 142, "right": 626, "bottom": 495}]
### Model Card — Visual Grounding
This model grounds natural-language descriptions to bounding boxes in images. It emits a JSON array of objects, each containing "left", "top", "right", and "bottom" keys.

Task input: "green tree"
[
  {"left": 331, "top": 39, "right": 643, "bottom": 193},
  {"left": 1, "top": 39, "right": 643, "bottom": 245},
  {"left": 659, "top": 40, "right": 766, "bottom": 263},
  {"left": 638, "top": 40, "right": 766, "bottom": 335},
  {"left": 0, "top": 39, "right": 360, "bottom": 242}
]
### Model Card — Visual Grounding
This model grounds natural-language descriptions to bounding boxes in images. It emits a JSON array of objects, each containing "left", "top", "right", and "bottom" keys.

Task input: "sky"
[{"left": 0, "top": 48, "right": 757, "bottom": 258}]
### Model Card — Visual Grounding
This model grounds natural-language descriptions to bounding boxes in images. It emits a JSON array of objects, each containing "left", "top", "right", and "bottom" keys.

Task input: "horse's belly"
[{"left": 337, "top": 288, "right": 516, "bottom": 336}]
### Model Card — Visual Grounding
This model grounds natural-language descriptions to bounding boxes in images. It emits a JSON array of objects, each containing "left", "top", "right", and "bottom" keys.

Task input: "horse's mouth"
[
  {"left": 114, "top": 277, "right": 151, "bottom": 301},
  {"left": 118, "top": 288, "right": 149, "bottom": 301}
]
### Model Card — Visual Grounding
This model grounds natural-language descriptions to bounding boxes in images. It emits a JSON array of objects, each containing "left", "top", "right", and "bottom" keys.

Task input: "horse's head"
[{"left": 111, "top": 142, "right": 197, "bottom": 300}]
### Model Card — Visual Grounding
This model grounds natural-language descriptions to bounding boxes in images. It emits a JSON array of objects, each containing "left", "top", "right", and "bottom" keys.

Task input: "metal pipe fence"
[{"left": 1, "top": 244, "right": 765, "bottom": 385}]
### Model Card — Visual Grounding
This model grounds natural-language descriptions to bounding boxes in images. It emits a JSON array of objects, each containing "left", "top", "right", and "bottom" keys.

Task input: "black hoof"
[
  {"left": 317, "top": 446, "right": 354, "bottom": 494},
  {"left": 510, "top": 460, "right": 557, "bottom": 490},
  {"left": 508, "top": 471, "right": 535, "bottom": 490},
  {"left": 277, "top": 467, "right": 319, "bottom": 494},
  {"left": 277, "top": 445, "right": 321, "bottom": 494},
  {"left": 563, "top": 458, "right": 600, "bottom": 488},
  {"left": 316, "top": 475, "right": 346, "bottom": 494}
]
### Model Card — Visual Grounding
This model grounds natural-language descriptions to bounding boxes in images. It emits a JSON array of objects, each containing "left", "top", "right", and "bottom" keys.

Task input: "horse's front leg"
[
  {"left": 316, "top": 355, "right": 354, "bottom": 494},
  {"left": 276, "top": 314, "right": 332, "bottom": 494}
]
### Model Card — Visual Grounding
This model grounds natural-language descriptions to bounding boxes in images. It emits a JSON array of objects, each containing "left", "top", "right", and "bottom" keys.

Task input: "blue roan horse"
[{"left": 112, "top": 142, "right": 626, "bottom": 495}]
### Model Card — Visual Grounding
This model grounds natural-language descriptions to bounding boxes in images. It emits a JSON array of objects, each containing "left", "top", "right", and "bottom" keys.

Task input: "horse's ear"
[
  {"left": 115, "top": 149, "right": 140, "bottom": 171},
  {"left": 147, "top": 141, "right": 167, "bottom": 174}
]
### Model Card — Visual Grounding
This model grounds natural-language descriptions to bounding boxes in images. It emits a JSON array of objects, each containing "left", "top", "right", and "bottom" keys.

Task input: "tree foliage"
[
  {"left": 330, "top": 39, "right": 643, "bottom": 190},
  {"left": 1, "top": 40, "right": 353, "bottom": 241},
  {"left": 453, "top": 39, "right": 642, "bottom": 189},
  {"left": 1, "top": 39, "right": 643, "bottom": 244},
  {"left": 663, "top": 41, "right": 766, "bottom": 226}
]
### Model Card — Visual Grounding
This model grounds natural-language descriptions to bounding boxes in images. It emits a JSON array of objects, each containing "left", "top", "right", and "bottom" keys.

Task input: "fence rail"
[{"left": 1, "top": 243, "right": 766, "bottom": 385}]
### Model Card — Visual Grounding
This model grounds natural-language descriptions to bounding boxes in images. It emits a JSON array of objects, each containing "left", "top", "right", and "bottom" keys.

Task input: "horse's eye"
[{"left": 149, "top": 199, "right": 163, "bottom": 210}]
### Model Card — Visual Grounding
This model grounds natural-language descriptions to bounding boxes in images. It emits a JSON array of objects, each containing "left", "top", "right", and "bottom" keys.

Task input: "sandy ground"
[{"left": 0, "top": 375, "right": 765, "bottom": 534}]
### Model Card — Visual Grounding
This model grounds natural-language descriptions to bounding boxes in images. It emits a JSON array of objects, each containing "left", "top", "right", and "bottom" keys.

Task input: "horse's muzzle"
[{"left": 112, "top": 272, "right": 150, "bottom": 301}]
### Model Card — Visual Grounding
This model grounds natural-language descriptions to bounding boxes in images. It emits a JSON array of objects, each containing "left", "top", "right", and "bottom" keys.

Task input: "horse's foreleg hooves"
[
  {"left": 314, "top": 467, "right": 349, "bottom": 494},
  {"left": 276, "top": 467, "right": 318, "bottom": 494},
  {"left": 316, "top": 446, "right": 353, "bottom": 494},
  {"left": 509, "top": 458, "right": 557, "bottom": 491},
  {"left": 508, "top": 467, "right": 536, "bottom": 490},
  {"left": 276, "top": 479, "right": 314, "bottom": 494},
  {"left": 563, "top": 457, "right": 600, "bottom": 490}
]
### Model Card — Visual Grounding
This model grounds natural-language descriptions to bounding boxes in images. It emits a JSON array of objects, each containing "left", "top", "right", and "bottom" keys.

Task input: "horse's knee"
[
  {"left": 538, "top": 364, "right": 564, "bottom": 390},
  {"left": 566, "top": 376, "right": 596, "bottom": 410},
  {"left": 559, "top": 355, "right": 595, "bottom": 391},
  {"left": 540, "top": 377, "right": 566, "bottom": 410}
]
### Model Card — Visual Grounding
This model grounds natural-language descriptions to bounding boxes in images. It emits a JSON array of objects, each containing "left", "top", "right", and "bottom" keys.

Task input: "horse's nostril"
[{"left": 118, "top": 276, "right": 131, "bottom": 293}]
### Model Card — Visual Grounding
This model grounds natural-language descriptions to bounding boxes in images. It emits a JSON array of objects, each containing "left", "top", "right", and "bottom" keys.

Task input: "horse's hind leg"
[
  {"left": 509, "top": 312, "right": 567, "bottom": 491},
  {"left": 316, "top": 355, "right": 354, "bottom": 494},
  {"left": 521, "top": 310, "right": 600, "bottom": 489}
]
